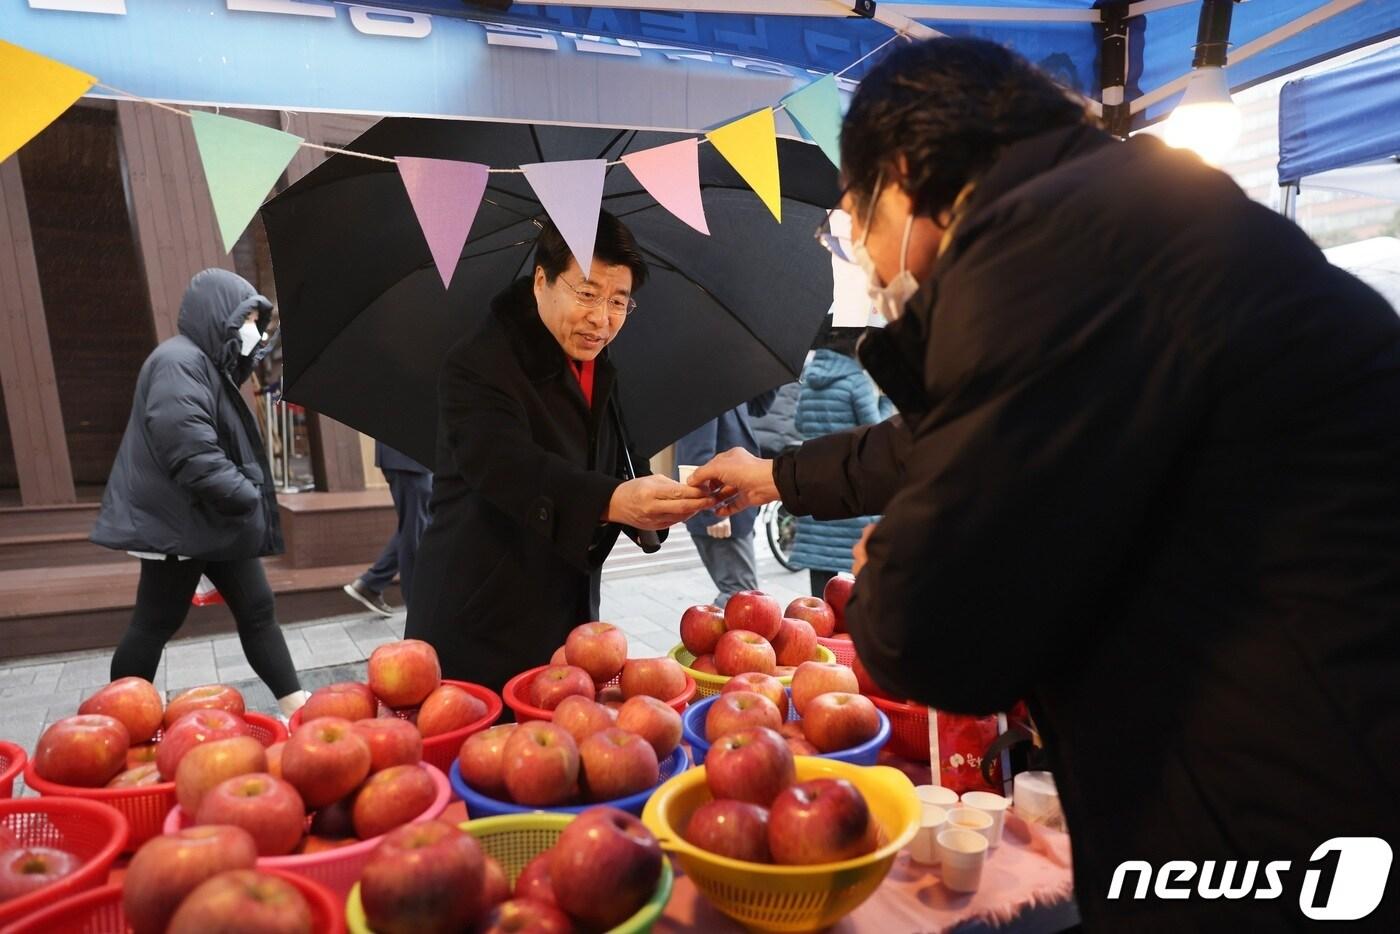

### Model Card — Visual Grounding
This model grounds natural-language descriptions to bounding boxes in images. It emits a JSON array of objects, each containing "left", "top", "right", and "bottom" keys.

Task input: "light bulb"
[{"left": 1163, "top": 65, "right": 1242, "bottom": 165}]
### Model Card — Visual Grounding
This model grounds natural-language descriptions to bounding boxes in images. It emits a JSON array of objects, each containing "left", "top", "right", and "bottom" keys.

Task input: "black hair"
[
  {"left": 816, "top": 323, "right": 862, "bottom": 357},
  {"left": 534, "top": 210, "right": 649, "bottom": 290},
  {"left": 840, "top": 37, "right": 1090, "bottom": 220}
]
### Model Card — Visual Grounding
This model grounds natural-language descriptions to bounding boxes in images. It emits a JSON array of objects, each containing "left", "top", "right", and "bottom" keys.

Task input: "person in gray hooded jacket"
[{"left": 92, "top": 268, "right": 305, "bottom": 714}]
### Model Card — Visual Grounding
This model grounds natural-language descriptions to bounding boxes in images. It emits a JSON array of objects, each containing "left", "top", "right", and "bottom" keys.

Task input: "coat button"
[{"left": 536, "top": 507, "right": 549, "bottom": 521}]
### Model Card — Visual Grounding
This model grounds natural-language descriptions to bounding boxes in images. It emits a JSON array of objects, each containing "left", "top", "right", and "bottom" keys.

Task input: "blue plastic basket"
[
  {"left": 682, "top": 689, "right": 890, "bottom": 766},
  {"left": 451, "top": 745, "right": 689, "bottom": 818}
]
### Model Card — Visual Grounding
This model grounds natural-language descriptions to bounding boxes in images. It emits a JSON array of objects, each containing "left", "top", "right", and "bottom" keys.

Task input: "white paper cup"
[
  {"left": 676, "top": 464, "right": 699, "bottom": 485},
  {"left": 1014, "top": 770, "right": 1065, "bottom": 831},
  {"left": 960, "top": 791, "right": 1012, "bottom": 847},
  {"left": 938, "top": 828, "right": 989, "bottom": 893},
  {"left": 909, "top": 804, "right": 948, "bottom": 865},
  {"left": 946, "top": 806, "right": 994, "bottom": 845},
  {"left": 916, "top": 784, "right": 960, "bottom": 816}
]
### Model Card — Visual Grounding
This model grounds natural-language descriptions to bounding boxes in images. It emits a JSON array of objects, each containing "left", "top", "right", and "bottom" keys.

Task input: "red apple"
[
  {"left": 79, "top": 676, "right": 163, "bottom": 743},
  {"left": 564, "top": 622, "right": 628, "bottom": 685},
  {"left": 705, "top": 691, "right": 783, "bottom": 743},
  {"left": 353, "top": 717, "right": 423, "bottom": 773},
  {"left": 480, "top": 898, "right": 573, "bottom": 934},
  {"left": 123, "top": 825, "right": 259, "bottom": 934},
  {"left": 528, "top": 665, "right": 595, "bottom": 711},
  {"left": 772, "top": 617, "right": 819, "bottom": 668},
  {"left": 779, "top": 720, "right": 806, "bottom": 740},
  {"left": 597, "top": 685, "right": 625, "bottom": 705},
  {"left": 514, "top": 852, "right": 557, "bottom": 906},
  {"left": 789, "top": 661, "right": 859, "bottom": 717},
  {"left": 715, "top": 630, "right": 776, "bottom": 676},
  {"left": 360, "top": 820, "right": 485, "bottom": 934},
  {"left": 166, "top": 869, "right": 313, "bottom": 934},
  {"left": 786, "top": 737, "right": 820, "bottom": 756},
  {"left": 721, "top": 673, "right": 789, "bottom": 720},
  {"left": 705, "top": 727, "right": 795, "bottom": 807},
  {"left": 723, "top": 591, "right": 782, "bottom": 640},
  {"left": 619, "top": 657, "right": 687, "bottom": 701},
  {"left": 175, "top": 735, "right": 268, "bottom": 815},
  {"left": 679, "top": 604, "right": 727, "bottom": 656},
  {"left": 502, "top": 721, "right": 580, "bottom": 807},
  {"left": 281, "top": 716, "right": 372, "bottom": 808},
  {"left": 823, "top": 575, "right": 855, "bottom": 632},
  {"left": 0, "top": 846, "right": 80, "bottom": 901},
  {"left": 300, "top": 682, "right": 377, "bottom": 723},
  {"left": 353, "top": 764, "right": 438, "bottom": 839},
  {"left": 195, "top": 773, "right": 305, "bottom": 857},
  {"left": 265, "top": 741, "right": 286, "bottom": 780},
  {"left": 579, "top": 728, "right": 659, "bottom": 802},
  {"left": 553, "top": 696, "right": 615, "bottom": 746},
  {"left": 417, "top": 684, "right": 488, "bottom": 737},
  {"left": 368, "top": 639, "right": 442, "bottom": 708},
  {"left": 850, "top": 652, "right": 893, "bottom": 700},
  {"left": 457, "top": 724, "right": 516, "bottom": 797},
  {"left": 784, "top": 597, "right": 837, "bottom": 639},
  {"left": 550, "top": 806, "right": 662, "bottom": 931},
  {"left": 691, "top": 654, "right": 719, "bottom": 675},
  {"left": 480, "top": 856, "right": 510, "bottom": 911},
  {"left": 126, "top": 742, "right": 158, "bottom": 769},
  {"left": 615, "top": 695, "right": 682, "bottom": 760},
  {"left": 164, "top": 684, "right": 245, "bottom": 728},
  {"left": 550, "top": 645, "right": 568, "bottom": 666},
  {"left": 33, "top": 714, "right": 129, "bottom": 787},
  {"left": 108, "top": 762, "right": 162, "bottom": 787},
  {"left": 157, "top": 709, "right": 246, "bottom": 781},
  {"left": 767, "top": 778, "right": 876, "bottom": 865},
  {"left": 685, "top": 800, "right": 771, "bottom": 863},
  {"left": 802, "top": 692, "right": 880, "bottom": 752}
]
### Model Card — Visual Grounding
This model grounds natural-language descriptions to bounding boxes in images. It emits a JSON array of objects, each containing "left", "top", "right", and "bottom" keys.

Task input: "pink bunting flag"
[
  {"left": 521, "top": 159, "right": 607, "bottom": 278},
  {"left": 620, "top": 139, "right": 709, "bottom": 235},
  {"left": 396, "top": 157, "right": 489, "bottom": 290}
]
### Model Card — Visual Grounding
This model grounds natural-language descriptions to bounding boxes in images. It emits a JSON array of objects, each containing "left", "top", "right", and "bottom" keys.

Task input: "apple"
[
  {"left": 78, "top": 676, "right": 163, "bottom": 743},
  {"left": 281, "top": 716, "right": 372, "bottom": 808},
  {"left": 480, "top": 898, "right": 573, "bottom": 934},
  {"left": 786, "top": 737, "right": 820, "bottom": 756},
  {"left": 195, "top": 773, "right": 306, "bottom": 857},
  {"left": 619, "top": 657, "right": 687, "bottom": 701},
  {"left": 685, "top": 800, "right": 771, "bottom": 863},
  {"left": 705, "top": 727, "right": 795, "bottom": 807},
  {"left": 615, "top": 696, "right": 682, "bottom": 760},
  {"left": 0, "top": 846, "right": 80, "bottom": 901},
  {"left": 679, "top": 604, "right": 727, "bottom": 656},
  {"left": 417, "top": 684, "right": 488, "bottom": 737},
  {"left": 164, "top": 684, "right": 245, "bottom": 728},
  {"left": 368, "top": 639, "right": 442, "bottom": 708},
  {"left": 721, "top": 673, "right": 789, "bottom": 720},
  {"left": 300, "top": 682, "right": 377, "bottom": 723},
  {"left": 772, "top": 617, "right": 819, "bottom": 668},
  {"left": 579, "top": 728, "right": 659, "bottom": 802},
  {"left": 122, "top": 825, "right": 260, "bottom": 934},
  {"left": 176, "top": 735, "right": 268, "bottom": 815},
  {"left": 166, "top": 869, "right": 313, "bottom": 934},
  {"left": 550, "top": 645, "right": 568, "bottom": 666},
  {"left": 33, "top": 714, "right": 129, "bottom": 787},
  {"left": 528, "top": 665, "right": 595, "bottom": 711},
  {"left": 779, "top": 720, "right": 806, "bottom": 740},
  {"left": 360, "top": 820, "right": 485, "bottom": 934},
  {"left": 310, "top": 798, "right": 356, "bottom": 839},
  {"left": 157, "top": 709, "right": 246, "bottom": 781},
  {"left": 457, "top": 724, "right": 516, "bottom": 797},
  {"left": 502, "top": 721, "right": 580, "bottom": 807},
  {"left": 553, "top": 696, "right": 615, "bottom": 746},
  {"left": 480, "top": 856, "right": 510, "bottom": 911},
  {"left": 802, "top": 692, "right": 880, "bottom": 752},
  {"left": 850, "top": 652, "right": 893, "bottom": 700},
  {"left": 265, "top": 741, "right": 286, "bottom": 780},
  {"left": 353, "top": 717, "right": 423, "bottom": 773},
  {"left": 691, "top": 654, "right": 719, "bottom": 675},
  {"left": 705, "top": 691, "right": 783, "bottom": 743},
  {"left": 774, "top": 665, "right": 798, "bottom": 680},
  {"left": 784, "top": 597, "right": 837, "bottom": 638},
  {"left": 108, "top": 762, "right": 162, "bottom": 787},
  {"left": 564, "top": 622, "right": 629, "bottom": 685},
  {"left": 550, "top": 806, "right": 662, "bottom": 930},
  {"left": 597, "top": 685, "right": 625, "bottom": 705},
  {"left": 823, "top": 575, "right": 855, "bottom": 632},
  {"left": 789, "top": 661, "right": 859, "bottom": 717},
  {"left": 715, "top": 630, "right": 776, "bottom": 676},
  {"left": 723, "top": 591, "right": 783, "bottom": 641},
  {"left": 767, "top": 778, "right": 876, "bottom": 865},
  {"left": 126, "top": 743, "right": 158, "bottom": 769},
  {"left": 514, "top": 852, "right": 557, "bottom": 906},
  {"left": 352, "top": 764, "right": 437, "bottom": 839}
]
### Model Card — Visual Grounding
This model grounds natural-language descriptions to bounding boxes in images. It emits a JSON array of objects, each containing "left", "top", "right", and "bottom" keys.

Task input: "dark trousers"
[
  {"left": 693, "top": 532, "right": 760, "bottom": 607},
  {"left": 112, "top": 557, "right": 301, "bottom": 698},
  {"left": 809, "top": 569, "right": 838, "bottom": 598},
  {"left": 360, "top": 469, "right": 433, "bottom": 606}
]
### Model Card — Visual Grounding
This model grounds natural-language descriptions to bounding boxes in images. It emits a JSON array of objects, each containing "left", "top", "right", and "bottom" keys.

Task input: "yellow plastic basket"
[
  {"left": 641, "top": 758, "right": 919, "bottom": 933},
  {"left": 668, "top": 643, "right": 838, "bottom": 698},
  {"left": 344, "top": 812, "right": 673, "bottom": 934}
]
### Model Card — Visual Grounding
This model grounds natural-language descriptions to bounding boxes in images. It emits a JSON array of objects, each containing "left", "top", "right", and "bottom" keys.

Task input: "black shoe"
[{"left": 343, "top": 580, "right": 395, "bottom": 617}]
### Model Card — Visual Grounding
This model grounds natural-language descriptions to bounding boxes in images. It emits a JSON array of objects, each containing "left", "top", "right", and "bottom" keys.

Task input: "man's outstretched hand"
[
  {"left": 605, "top": 475, "right": 716, "bottom": 531},
  {"left": 689, "top": 448, "right": 780, "bottom": 517}
]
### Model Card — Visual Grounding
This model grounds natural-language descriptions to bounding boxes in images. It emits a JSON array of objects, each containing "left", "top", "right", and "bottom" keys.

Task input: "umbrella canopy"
[{"left": 261, "top": 118, "right": 838, "bottom": 466}]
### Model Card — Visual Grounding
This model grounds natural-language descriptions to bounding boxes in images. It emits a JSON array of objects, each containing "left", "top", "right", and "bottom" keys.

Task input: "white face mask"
[
  {"left": 238, "top": 320, "right": 262, "bottom": 356},
  {"left": 852, "top": 177, "right": 919, "bottom": 322}
]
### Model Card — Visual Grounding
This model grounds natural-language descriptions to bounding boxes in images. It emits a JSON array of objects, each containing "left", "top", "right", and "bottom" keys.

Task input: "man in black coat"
[
  {"left": 694, "top": 39, "right": 1400, "bottom": 931},
  {"left": 406, "top": 214, "right": 713, "bottom": 691}
]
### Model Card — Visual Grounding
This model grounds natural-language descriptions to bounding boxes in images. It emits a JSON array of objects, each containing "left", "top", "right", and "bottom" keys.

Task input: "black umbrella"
[{"left": 261, "top": 117, "right": 839, "bottom": 466}]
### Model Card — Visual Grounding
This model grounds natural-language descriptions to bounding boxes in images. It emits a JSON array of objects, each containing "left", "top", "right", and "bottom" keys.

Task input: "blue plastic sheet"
[{"left": 1278, "top": 42, "right": 1400, "bottom": 184}]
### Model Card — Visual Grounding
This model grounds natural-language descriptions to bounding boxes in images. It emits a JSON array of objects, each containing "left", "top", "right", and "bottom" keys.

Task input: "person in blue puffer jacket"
[{"left": 791, "top": 326, "right": 892, "bottom": 596}]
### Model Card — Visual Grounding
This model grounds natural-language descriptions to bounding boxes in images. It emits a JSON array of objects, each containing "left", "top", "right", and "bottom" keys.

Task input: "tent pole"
[
  {"left": 1099, "top": 2, "right": 1132, "bottom": 138},
  {"left": 1279, "top": 183, "right": 1299, "bottom": 220}
]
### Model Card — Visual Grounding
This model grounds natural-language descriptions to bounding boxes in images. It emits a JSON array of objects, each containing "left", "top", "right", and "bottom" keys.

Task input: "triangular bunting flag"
[
  {"left": 397, "top": 157, "right": 489, "bottom": 289},
  {"left": 0, "top": 40, "right": 96, "bottom": 163},
  {"left": 620, "top": 139, "right": 709, "bottom": 235},
  {"left": 783, "top": 74, "right": 843, "bottom": 168},
  {"left": 190, "top": 111, "right": 303, "bottom": 252},
  {"left": 521, "top": 159, "right": 607, "bottom": 278},
  {"left": 707, "top": 108, "right": 781, "bottom": 223}
]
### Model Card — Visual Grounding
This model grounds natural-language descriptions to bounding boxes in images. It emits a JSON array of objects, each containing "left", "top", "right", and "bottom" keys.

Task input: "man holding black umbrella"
[{"left": 406, "top": 213, "right": 714, "bottom": 691}]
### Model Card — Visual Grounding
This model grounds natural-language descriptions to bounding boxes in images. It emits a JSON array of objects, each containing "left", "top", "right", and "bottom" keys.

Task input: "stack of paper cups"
[
  {"left": 960, "top": 791, "right": 1012, "bottom": 847},
  {"left": 1013, "top": 770, "right": 1064, "bottom": 831}
]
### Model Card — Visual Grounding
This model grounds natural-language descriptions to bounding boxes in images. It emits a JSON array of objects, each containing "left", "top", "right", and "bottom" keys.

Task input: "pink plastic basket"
[
  {"left": 816, "top": 634, "right": 856, "bottom": 666},
  {"left": 0, "top": 740, "right": 26, "bottom": 798},
  {"left": 24, "top": 711, "right": 287, "bottom": 850},
  {"left": 0, "top": 796, "right": 130, "bottom": 927},
  {"left": 502, "top": 665, "right": 696, "bottom": 723},
  {"left": 164, "top": 762, "right": 452, "bottom": 897}
]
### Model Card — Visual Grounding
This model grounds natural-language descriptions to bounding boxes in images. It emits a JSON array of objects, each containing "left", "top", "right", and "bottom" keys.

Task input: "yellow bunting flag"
[
  {"left": 0, "top": 40, "right": 96, "bottom": 164},
  {"left": 706, "top": 108, "right": 782, "bottom": 223}
]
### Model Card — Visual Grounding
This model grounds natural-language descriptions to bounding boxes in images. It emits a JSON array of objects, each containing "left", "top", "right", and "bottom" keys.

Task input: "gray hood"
[{"left": 177, "top": 268, "right": 272, "bottom": 380}]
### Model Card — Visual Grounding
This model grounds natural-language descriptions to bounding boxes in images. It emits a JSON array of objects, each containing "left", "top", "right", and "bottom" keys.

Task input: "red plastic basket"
[
  {"left": 0, "top": 740, "right": 26, "bottom": 798},
  {"left": 163, "top": 762, "right": 452, "bottom": 897},
  {"left": 0, "top": 796, "right": 130, "bottom": 927},
  {"left": 289, "top": 679, "right": 502, "bottom": 774},
  {"left": 23, "top": 711, "right": 287, "bottom": 850},
  {"left": 870, "top": 696, "right": 931, "bottom": 762},
  {"left": 5, "top": 869, "right": 345, "bottom": 934},
  {"left": 501, "top": 665, "right": 696, "bottom": 723},
  {"left": 816, "top": 634, "right": 856, "bottom": 666}
]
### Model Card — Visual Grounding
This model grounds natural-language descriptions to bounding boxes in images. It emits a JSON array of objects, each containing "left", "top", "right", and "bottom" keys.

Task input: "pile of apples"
[
  {"left": 678, "top": 589, "right": 843, "bottom": 677},
  {"left": 314, "top": 638, "right": 490, "bottom": 737},
  {"left": 358, "top": 806, "right": 663, "bottom": 934},
  {"left": 708, "top": 661, "right": 881, "bottom": 757},
  {"left": 537, "top": 622, "right": 689, "bottom": 710}
]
